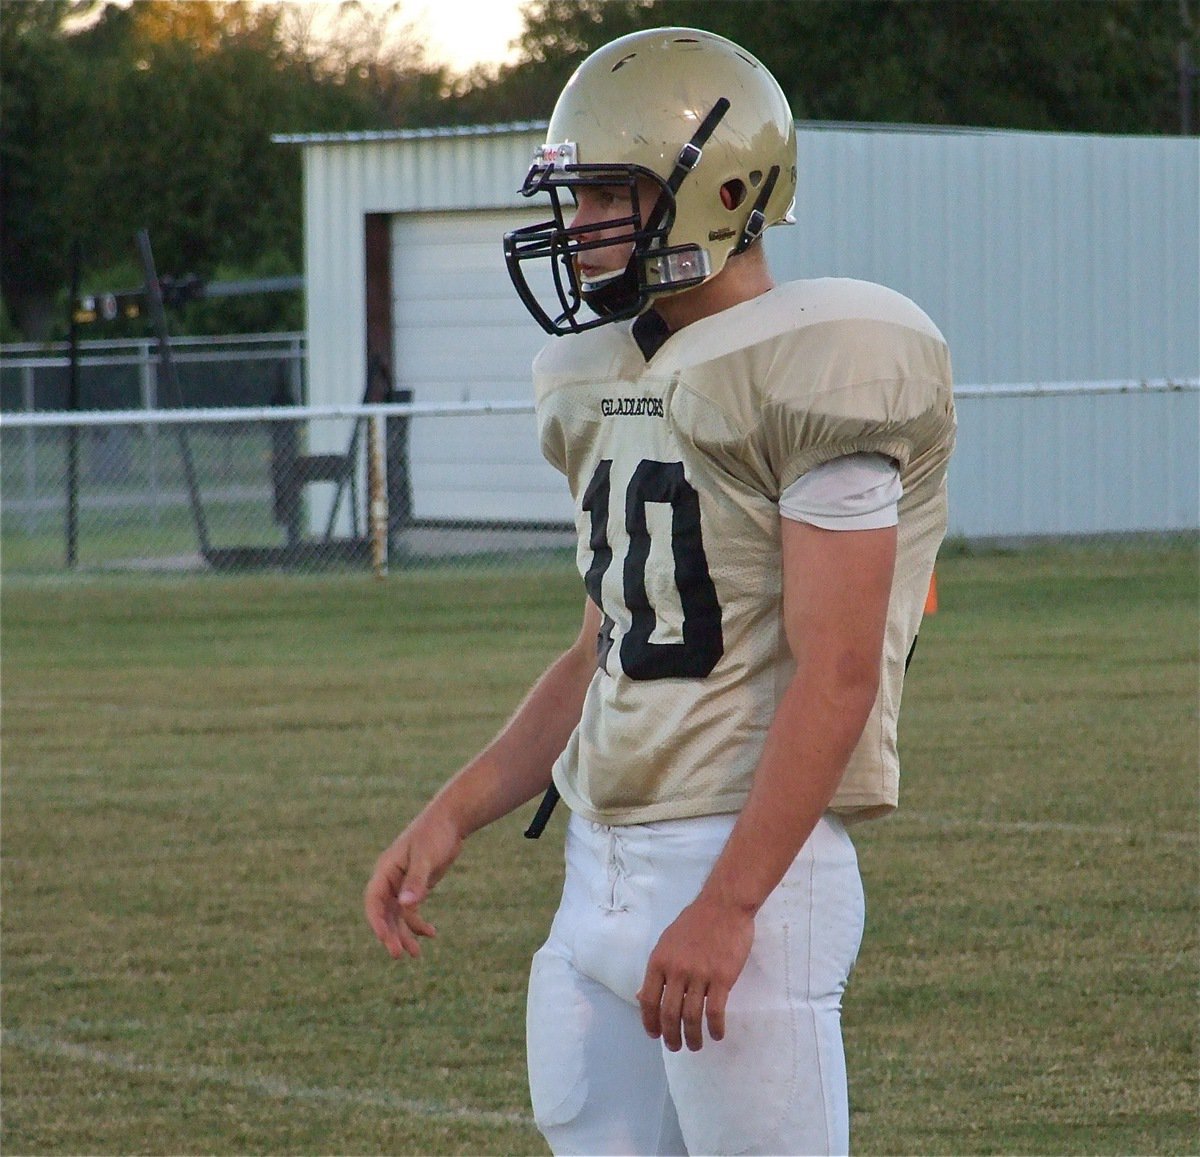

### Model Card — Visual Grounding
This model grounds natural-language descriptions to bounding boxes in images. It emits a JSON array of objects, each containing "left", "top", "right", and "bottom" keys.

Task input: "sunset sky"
[{"left": 402, "top": 0, "right": 527, "bottom": 73}]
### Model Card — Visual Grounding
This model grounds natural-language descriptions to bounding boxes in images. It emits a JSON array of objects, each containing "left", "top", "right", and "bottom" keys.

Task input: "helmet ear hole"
[{"left": 721, "top": 179, "right": 747, "bottom": 211}]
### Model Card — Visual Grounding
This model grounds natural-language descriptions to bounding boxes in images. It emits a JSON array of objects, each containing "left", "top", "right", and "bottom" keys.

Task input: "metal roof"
[
  {"left": 271, "top": 118, "right": 1145, "bottom": 147},
  {"left": 271, "top": 121, "right": 548, "bottom": 145}
]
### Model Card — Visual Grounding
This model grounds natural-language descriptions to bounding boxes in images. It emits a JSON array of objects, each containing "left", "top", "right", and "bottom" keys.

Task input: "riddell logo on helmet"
[
  {"left": 537, "top": 142, "right": 577, "bottom": 169},
  {"left": 708, "top": 227, "right": 737, "bottom": 241}
]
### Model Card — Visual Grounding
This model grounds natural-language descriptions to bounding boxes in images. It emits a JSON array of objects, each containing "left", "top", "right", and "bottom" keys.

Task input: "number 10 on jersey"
[{"left": 582, "top": 458, "right": 724, "bottom": 682}]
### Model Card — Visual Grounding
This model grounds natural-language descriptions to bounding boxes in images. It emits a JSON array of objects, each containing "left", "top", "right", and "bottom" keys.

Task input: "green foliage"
[
  {"left": 0, "top": 295, "right": 23, "bottom": 344},
  {"left": 1, "top": 0, "right": 1193, "bottom": 341},
  {"left": 0, "top": 0, "right": 448, "bottom": 339},
  {"left": 172, "top": 252, "right": 305, "bottom": 336},
  {"left": 0, "top": 2, "right": 94, "bottom": 324},
  {"left": 455, "top": 0, "right": 1194, "bottom": 132}
]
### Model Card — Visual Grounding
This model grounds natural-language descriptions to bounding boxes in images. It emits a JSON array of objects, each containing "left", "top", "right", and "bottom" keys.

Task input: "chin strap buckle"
[
  {"left": 734, "top": 164, "right": 781, "bottom": 254},
  {"left": 524, "top": 784, "right": 560, "bottom": 839}
]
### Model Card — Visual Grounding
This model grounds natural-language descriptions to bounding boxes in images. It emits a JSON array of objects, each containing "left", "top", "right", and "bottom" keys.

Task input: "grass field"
[{"left": 2, "top": 542, "right": 1196, "bottom": 1155}]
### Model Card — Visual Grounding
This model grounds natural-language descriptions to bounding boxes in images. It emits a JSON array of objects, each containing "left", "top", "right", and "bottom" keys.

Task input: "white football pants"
[{"left": 526, "top": 811, "right": 865, "bottom": 1156}]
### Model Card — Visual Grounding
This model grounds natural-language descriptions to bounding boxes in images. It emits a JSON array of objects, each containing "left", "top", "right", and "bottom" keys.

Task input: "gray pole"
[
  {"left": 66, "top": 241, "right": 82, "bottom": 568},
  {"left": 1182, "top": 42, "right": 1193, "bottom": 136},
  {"left": 135, "top": 229, "right": 211, "bottom": 557}
]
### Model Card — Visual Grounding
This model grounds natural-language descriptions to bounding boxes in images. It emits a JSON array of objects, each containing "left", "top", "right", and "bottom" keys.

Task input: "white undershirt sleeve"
[{"left": 778, "top": 452, "right": 902, "bottom": 530}]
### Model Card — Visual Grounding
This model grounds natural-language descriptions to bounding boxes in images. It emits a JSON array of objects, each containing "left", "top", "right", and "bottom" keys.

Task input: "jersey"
[{"left": 533, "top": 277, "right": 957, "bottom": 825}]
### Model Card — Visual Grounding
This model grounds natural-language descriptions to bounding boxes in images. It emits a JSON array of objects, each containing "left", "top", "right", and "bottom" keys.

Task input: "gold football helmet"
[{"left": 504, "top": 27, "right": 798, "bottom": 334}]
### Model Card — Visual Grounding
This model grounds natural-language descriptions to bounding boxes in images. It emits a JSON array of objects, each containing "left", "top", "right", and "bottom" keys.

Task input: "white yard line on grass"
[
  {"left": 900, "top": 812, "right": 1197, "bottom": 844},
  {"left": 2, "top": 1027, "right": 536, "bottom": 1130}
]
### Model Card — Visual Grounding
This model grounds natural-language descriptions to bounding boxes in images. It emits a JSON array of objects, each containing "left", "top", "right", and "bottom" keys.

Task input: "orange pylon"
[{"left": 923, "top": 572, "right": 939, "bottom": 615}]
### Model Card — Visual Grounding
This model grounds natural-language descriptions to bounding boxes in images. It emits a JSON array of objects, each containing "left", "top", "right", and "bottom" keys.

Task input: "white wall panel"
[
  {"left": 391, "top": 209, "right": 569, "bottom": 522},
  {"left": 288, "top": 123, "right": 1199, "bottom": 539},
  {"left": 948, "top": 385, "right": 1199, "bottom": 539},
  {"left": 767, "top": 127, "right": 1199, "bottom": 385}
]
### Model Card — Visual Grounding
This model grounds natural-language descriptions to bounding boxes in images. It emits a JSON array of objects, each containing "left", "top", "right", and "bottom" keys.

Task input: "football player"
[{"left": 366, "top": 26, "right": 956, "bottom": 1156}]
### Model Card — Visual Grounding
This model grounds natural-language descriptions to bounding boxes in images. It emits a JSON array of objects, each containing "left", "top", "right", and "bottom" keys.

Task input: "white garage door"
[{"left": 391, "top": 209, "right": 573, "bottom": 524}]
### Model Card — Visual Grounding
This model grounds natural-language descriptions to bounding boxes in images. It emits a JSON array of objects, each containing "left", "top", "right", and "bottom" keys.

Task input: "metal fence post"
[
  {"left": 289, "top": 335, "right": 303, "bottom": 403},
  {"left": 135, "top": 229, "right": 211, "bottom": 558},
  {"left": 66, "top": 242, "right": 81, "bottom": 569},
  {"left": 369, "top": 410, "right": 389, "bottom": 578},
  {"left": 139, "top": 339, "right": 161, "bottom": 524},
  {"left": 21, "top": 364, "right": 37, "bottom": 533}
]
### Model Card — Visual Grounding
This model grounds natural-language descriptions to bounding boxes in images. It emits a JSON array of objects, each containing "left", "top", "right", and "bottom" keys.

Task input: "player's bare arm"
[
  {"left": 364, "top": 599, "right": 601, "bottom": 960},
  {"left": 638, "top": 517, "right": 897, "bottom": 1052}
]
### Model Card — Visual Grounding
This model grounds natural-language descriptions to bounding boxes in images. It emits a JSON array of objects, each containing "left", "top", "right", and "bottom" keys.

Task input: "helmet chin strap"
[
  {"left": 580, "top": 262, "right": 642, "bottom": 319},
  {"left": 580, "top": 266, "right": 628, "bottom": 292},
  {"left": 581, "top": 97, "right": 733, "bottom": 321},
  {"left": 733, "top": 164, "right": 781, "bottom": 254},
  {"left": 642, "top": 97, "right": 732, "bottom": 238}
]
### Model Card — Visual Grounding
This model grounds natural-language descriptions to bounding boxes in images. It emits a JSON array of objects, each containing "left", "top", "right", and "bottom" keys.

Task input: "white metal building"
[{"left": 275, "top": 122, "right": 1199, "bottom": 540}]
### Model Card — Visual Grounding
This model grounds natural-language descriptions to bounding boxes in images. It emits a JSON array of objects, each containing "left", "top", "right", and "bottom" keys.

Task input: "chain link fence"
[
  {"left": 0, "top": 333, "right": 306, "bottom": 413},
  {"left": 1, "top": 334, "right": 576, "bottom": 578},
  {"left": 2, "top": 332, "right": 1196, "bottom": 579},
  {"left": 1, "top": 402, "right": 576, "bottom": 577}
]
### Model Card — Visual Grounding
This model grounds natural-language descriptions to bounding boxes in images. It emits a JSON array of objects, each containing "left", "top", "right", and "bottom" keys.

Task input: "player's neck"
[{"left": 653, "top": 245, "right": 775, "bottom": 332}]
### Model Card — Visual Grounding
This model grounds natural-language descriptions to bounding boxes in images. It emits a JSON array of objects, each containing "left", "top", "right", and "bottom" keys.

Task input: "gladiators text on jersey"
[{"left": 600, "top": 397, "right": 666, "bottom": 417}]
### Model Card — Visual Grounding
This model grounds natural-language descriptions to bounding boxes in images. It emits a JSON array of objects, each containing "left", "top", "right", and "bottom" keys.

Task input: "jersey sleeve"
[
  {"left": 778, "top": 452, "right": 901, "bottom": 529},
  {"left": 752, "top": 281, "right": 954, "bottom": 497}
]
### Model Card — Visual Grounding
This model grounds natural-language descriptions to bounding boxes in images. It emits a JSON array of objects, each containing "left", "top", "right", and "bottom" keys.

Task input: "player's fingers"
[
  {"left": 396, "top": 865, "right": 439, "bottom": 930},
  {"left": 390, "top": 904, "right": 437, "bottom": 958},
  {"left": 367, "top": 896, "right": 436, "bottom": 960},
  {"left": 657, "top": 979, "right": 688, "bottom": 1053},
  {"left": 387, "top": 899, "right": 437, "bottom": 954},
  {"left": 704, "top": 984, "right": 728, "bottom": 1043},
  {"left": 365, "top": 843, "right": 410, "bottom": 914},
  {"left": 681, "top": 985, "right": 708, "bottom": 1052},
  {"left": 637, "top": 969, "right": 666, "bottom": 1040},
  {"left": 364, "top": 870, "right": 404, "bottom": 948},
  {"left": 365, "top": 848, "right": 437, "bottom": 958},
  {"left": 400, "top": 904, "right": 437, "bottom": 936}
]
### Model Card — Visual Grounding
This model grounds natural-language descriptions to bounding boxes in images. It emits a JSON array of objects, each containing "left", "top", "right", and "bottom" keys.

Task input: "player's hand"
[
  {"left": 364, "top": 807, "right": 463, "bottom": 960},
  {"left": 637, "top": 897, "right": 755, "bottom": 1052}
]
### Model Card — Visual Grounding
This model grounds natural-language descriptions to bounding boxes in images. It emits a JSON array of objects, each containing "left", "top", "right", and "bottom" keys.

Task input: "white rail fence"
[
  {"left": 0, "top": 333, "right": 305, "bottom": 413},
  {"left": 1, "top": 380, "right": 1196, "bottom": 575}
]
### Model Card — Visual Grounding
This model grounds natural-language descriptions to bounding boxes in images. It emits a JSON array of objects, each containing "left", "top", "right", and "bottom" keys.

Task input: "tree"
[
  {"left": 0, "top": 0, "right": 449, "bottom": 339},
  {"left": 451, "top": 0, "right": 1195, "bottom": 135},
  {"left": 0, "top": 2, "right": 98, "bottom": 337},
  {"left": 3, "top": 0, "right": 1191, "bottom": 342}
]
